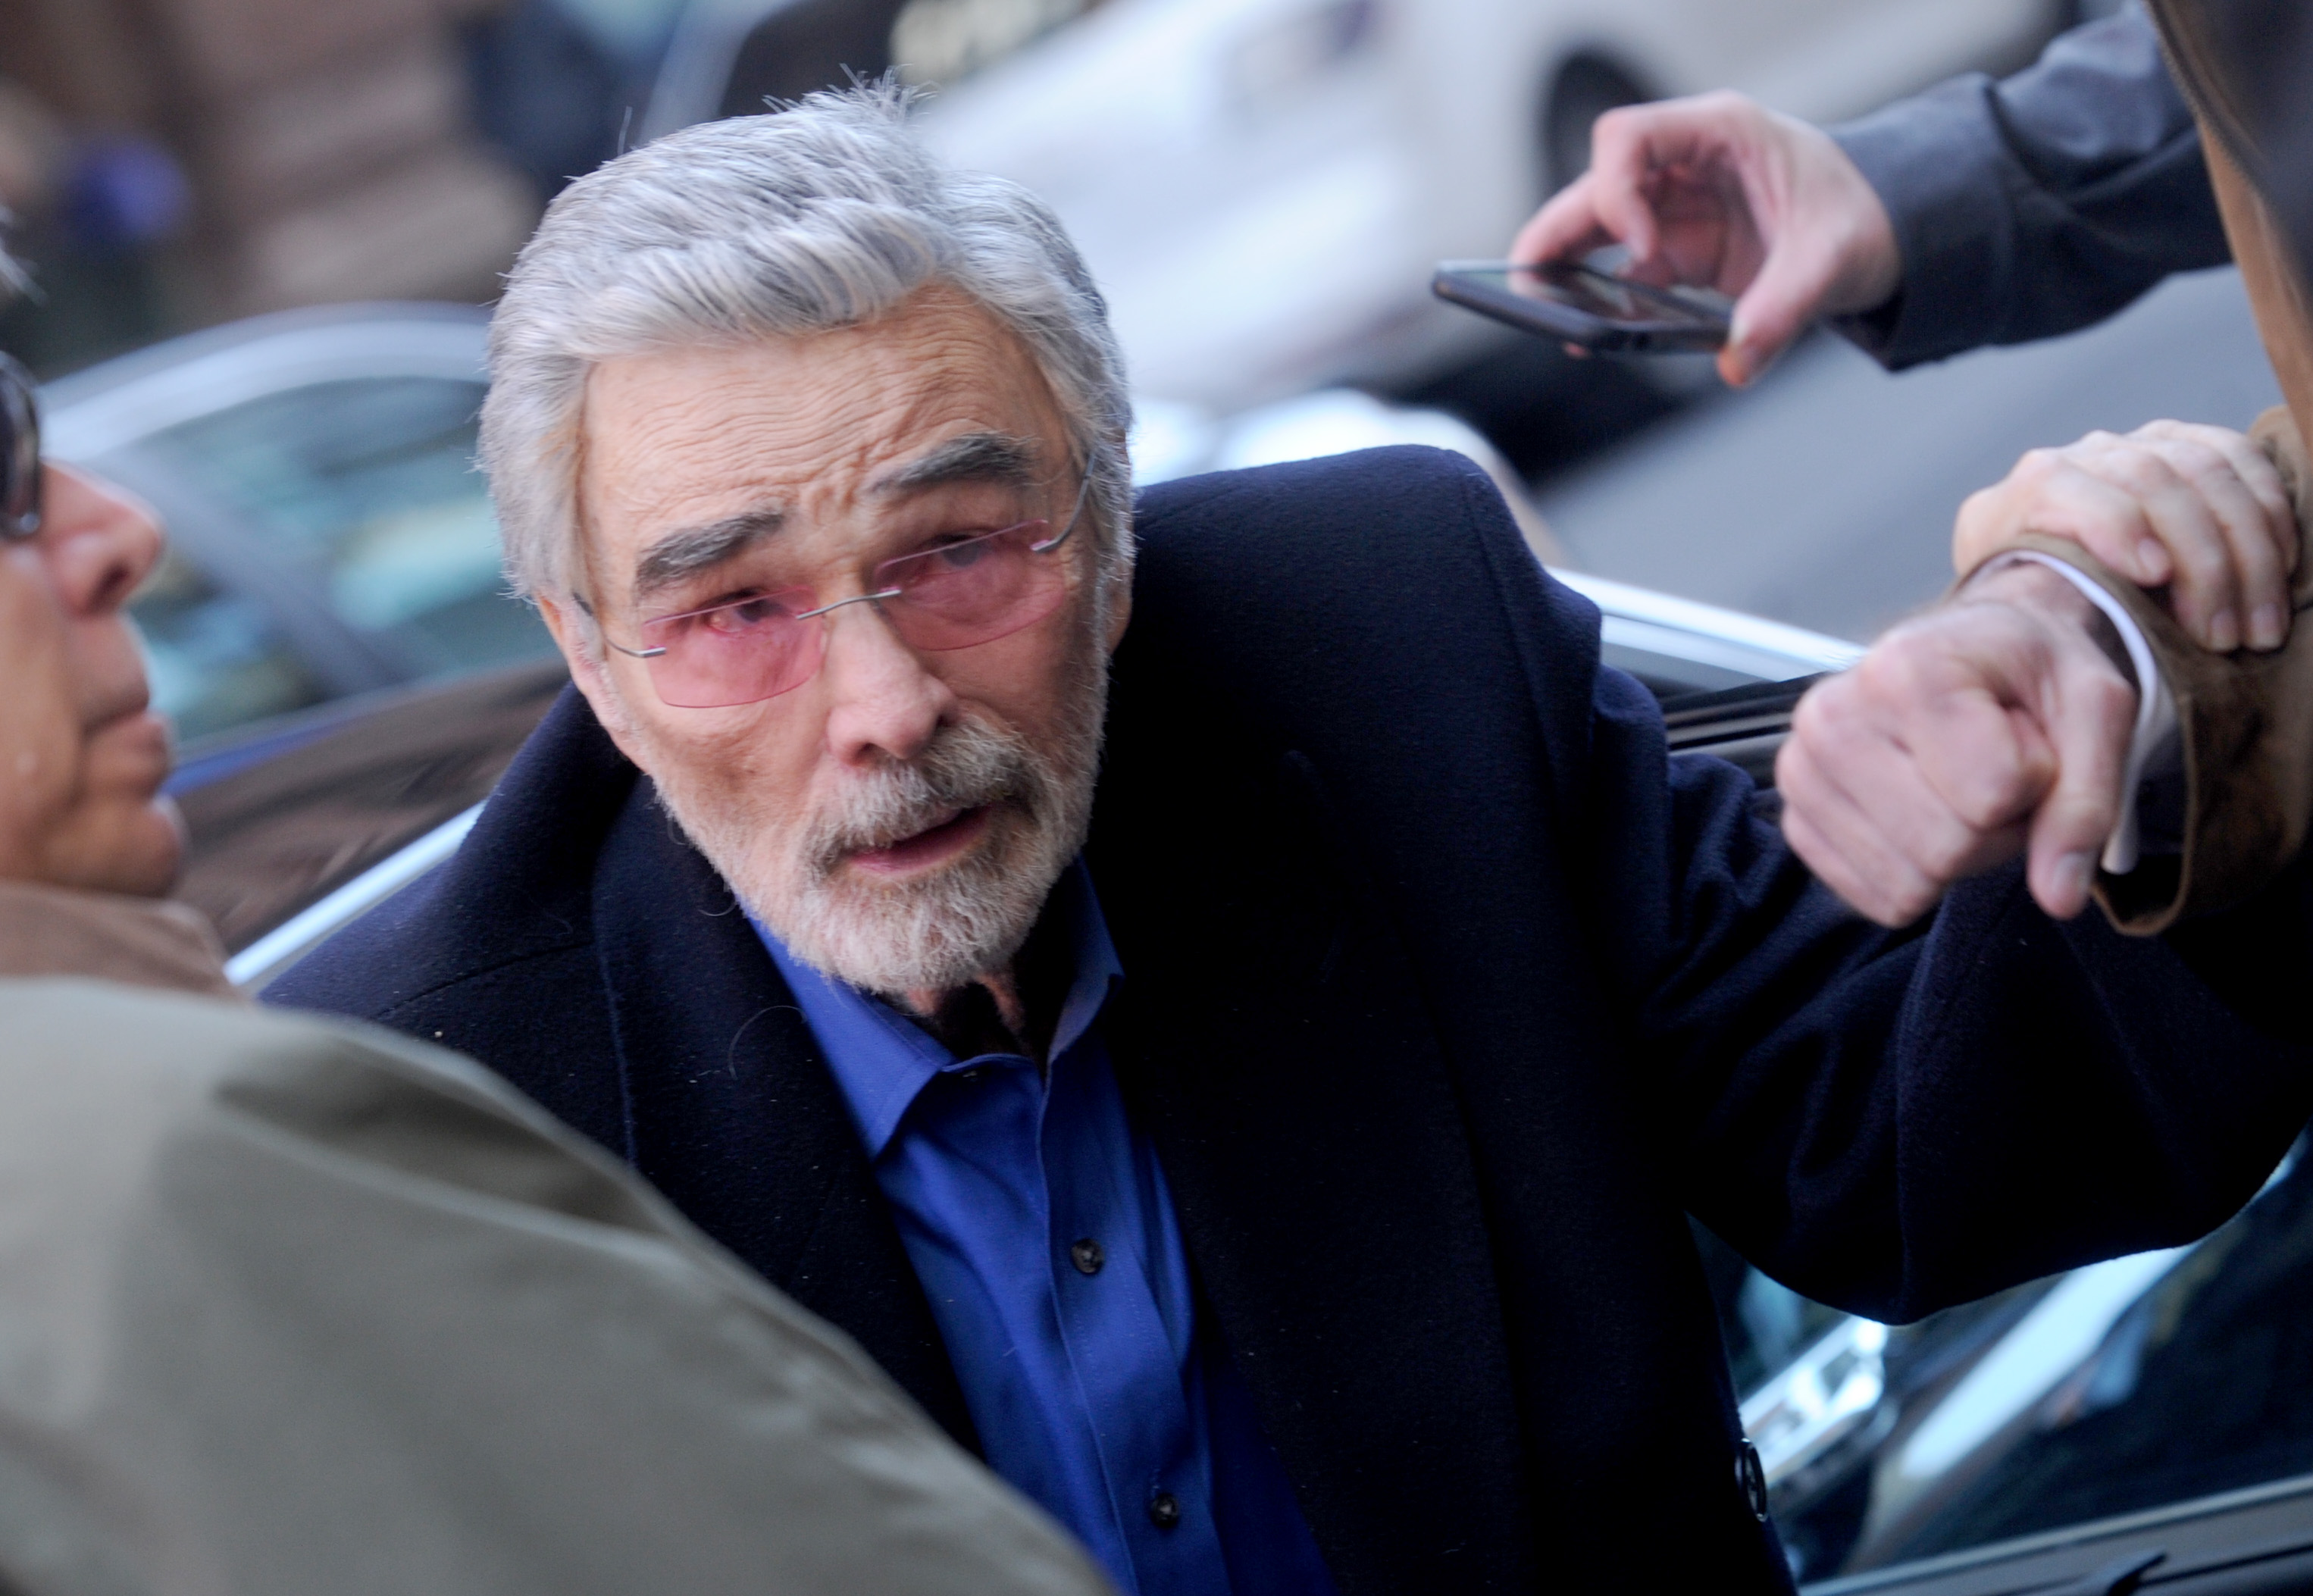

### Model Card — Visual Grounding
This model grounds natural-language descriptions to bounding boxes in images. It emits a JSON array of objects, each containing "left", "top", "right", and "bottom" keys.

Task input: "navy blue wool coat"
[{"left": 273, "top": 446, "right": 2313, "bottom": 1594}]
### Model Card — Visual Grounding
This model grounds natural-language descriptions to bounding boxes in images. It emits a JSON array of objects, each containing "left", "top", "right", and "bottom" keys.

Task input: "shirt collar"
[{"left": 750, "top": 860, "right": 1123, "bottom": 1159}]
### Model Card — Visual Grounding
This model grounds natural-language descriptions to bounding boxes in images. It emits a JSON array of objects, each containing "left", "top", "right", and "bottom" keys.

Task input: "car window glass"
[
  {"left": 890, "top": 0, "right": 1098, "bottom": 88},
  {"left": 1757, "top": 1142, "right": 2313, "bottom": 1584},
  {"left": 132, "top": 547, "right": 330, "bottom": 742},
  {"left": 1693, "top": 1222, "right": 1848, "bottom": 1397},
  {"left": 131, "top": 376, "right": 550, "bottom": 679}
]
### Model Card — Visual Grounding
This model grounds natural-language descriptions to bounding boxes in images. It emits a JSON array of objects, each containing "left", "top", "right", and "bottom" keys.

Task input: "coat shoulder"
[{"left": 267, "top": 684, "right": 634, "bottom": 1022}]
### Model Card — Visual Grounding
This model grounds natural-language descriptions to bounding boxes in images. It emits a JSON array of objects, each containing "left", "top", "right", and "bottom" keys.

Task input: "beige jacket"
[
  {"left": 0, "top": 881, "right": 1112, "bottom": 1596},
  {"left": 1973, "top": 2, "right": 2313, "bottom": 935}
]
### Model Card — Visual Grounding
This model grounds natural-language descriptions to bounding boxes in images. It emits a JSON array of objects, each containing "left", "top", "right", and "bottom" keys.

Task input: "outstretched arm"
[
  {"left": 1831, "top": 8, "right": 2225, "bottom": 370},
  {"left": 1510, "top": 10, "right": 2224, "bottom": 383}
]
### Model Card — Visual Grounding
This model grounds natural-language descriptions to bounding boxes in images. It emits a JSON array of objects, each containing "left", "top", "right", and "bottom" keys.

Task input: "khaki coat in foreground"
[{"left": 0, "top": 885, "right": 1110, "bottom": 1596}]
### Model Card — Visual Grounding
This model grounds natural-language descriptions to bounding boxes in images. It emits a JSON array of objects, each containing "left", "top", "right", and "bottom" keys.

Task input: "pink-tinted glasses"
[{"left": 606, "top": 478, "right": 1089, "bottom": 709}]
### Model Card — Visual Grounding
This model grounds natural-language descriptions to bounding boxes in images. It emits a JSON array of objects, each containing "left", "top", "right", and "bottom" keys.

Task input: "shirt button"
[
  {"left": 1736, "top": 1439, "right": 1770, "bottom": 1522},
  {"left": 1069, "top": 1238, "right": 1105, "bottom": 1275},
  {"left": 1147, "top": 1490, "right": 1181, "bottom": 1530},
  {"left": 953, "top": 1066, "right": 987, "bottom": 1085}
]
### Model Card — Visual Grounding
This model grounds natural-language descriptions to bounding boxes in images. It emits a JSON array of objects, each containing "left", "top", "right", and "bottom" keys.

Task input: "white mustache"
[{"left": 806, "top": 719, "right": 1040, "bottom": 868}]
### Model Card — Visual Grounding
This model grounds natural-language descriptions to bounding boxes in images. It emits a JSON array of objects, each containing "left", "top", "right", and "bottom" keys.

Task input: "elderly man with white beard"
[{"left": 274, "top": 86, "right": 2313, "bottom": 1596}]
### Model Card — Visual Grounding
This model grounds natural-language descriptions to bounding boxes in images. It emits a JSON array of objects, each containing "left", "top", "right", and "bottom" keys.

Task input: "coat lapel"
[
  {"left": 1092, "top": 744, "right": 1535, "bottom": 1596},
  {"left": 588, "top": 781, "right": 978, "bottom": 1450}
]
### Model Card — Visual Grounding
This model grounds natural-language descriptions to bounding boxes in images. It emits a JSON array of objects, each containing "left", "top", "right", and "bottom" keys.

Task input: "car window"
[
  {"left": 1693, "top": 1222, "right": 1849, "bottom": 1391},
  {"left": 128, "top": 375, "right": 550, "bottom": 681},
  {"left": 133, "top": 546, "right": 332, "bottom": 742},
  {"left": 1755, "top": 1143, "right": 2313, "bottom": 1585},
  {"left": 889, "top": 0, "right": 1099, "bottom": 88}
]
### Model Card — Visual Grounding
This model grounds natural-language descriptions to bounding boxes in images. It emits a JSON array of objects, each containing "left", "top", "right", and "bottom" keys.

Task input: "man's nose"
[
  {"left": 818, "top": 601, "right": 957, "bottom": 766},
  {"left": 39, "top": 462, "right": 164, "bottom": 618}
]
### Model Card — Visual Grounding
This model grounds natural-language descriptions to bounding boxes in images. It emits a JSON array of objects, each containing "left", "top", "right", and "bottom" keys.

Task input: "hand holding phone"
[{"left": 1432, "top": 261, "right": 1730, "bottom": 353}]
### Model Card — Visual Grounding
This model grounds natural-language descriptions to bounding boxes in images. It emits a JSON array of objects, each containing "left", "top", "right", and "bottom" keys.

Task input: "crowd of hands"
[{"left": 1513, "top": 90, "right": 2300, "bottom": 928}]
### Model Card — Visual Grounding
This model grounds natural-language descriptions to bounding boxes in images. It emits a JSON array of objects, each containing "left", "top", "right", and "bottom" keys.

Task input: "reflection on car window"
[
  {"left": 132, "top": 548, "right": 327, "bottom": 741},
  {"left": 136, "top": 376, "right": 550, "bottom": 679},
  {"left": 1695, "top": 1221, "right": 1846, "bottom": 1396},
  {"left": 1757, "top": 1140, "right": 2313, "bottom": 1583}
]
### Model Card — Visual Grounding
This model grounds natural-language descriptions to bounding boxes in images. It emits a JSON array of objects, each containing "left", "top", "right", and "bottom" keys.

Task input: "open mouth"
[{"left": 845, "top": 804, "right": 994, "bottom": 878}]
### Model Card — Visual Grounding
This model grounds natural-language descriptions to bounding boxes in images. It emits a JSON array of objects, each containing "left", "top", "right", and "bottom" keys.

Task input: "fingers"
[
  {"left": 1511, "top": 174, "right": 1616, "bottom": 266},
  {"left": 1955, "top": 445, "right": 2178, "bottom": 588},
  {"left": 2023, "top": 633, "right": 2136, "bottom": 918},
  {"left": 1579, "top": 98, "right": 1742, "bottom": 264},
  {"left": 1952, "top": 422, "right": 2302, "bottom": 652},
  {"left": 2134, "top": 420, "right": 2298, "bottom": 647},
  {"left": 1511, "top": 93, "right": 1772, "bottom": 276},
  {"left": 1723, "top": 232, "right": 1841, "bottom": 387},
  {"left": 1776, "top": 689, "right": 2031, "bottom": 927},
  {"left": 1777, "top": 572, "right": 2135, "bottom": 925},
  {"left": 1776, "top": 624, "right": 2050, "bottom": 926}
]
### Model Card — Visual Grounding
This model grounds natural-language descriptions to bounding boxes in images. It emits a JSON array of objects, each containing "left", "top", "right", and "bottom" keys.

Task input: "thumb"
[
  {"left": 2023, "top": 658, "right": 2133, "bottom": 920},
  {"left": 1722, "top": 239, "right": 1834, "bottom": 386}
]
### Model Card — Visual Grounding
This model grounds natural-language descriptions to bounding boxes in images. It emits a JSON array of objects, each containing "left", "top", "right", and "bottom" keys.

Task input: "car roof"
[{"left": 43, "top": 302, "right": 490, "bottom": 464}]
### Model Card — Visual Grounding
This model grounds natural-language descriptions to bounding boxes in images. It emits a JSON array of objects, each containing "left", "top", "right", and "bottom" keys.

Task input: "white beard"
[{"left": 643, "top": 642, "right": 1106, "bottom": 998}]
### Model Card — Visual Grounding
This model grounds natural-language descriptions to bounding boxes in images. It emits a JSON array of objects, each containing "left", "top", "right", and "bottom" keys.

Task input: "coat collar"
[
  {"left": 586, "top": 777, "right": 981, "bottom": 1451},
  {"left": 507, "top": 689, "right": 1538, "bottom": 1585},
  {"left": 0, "top": 880, "right": 236, "bottom": 998}
]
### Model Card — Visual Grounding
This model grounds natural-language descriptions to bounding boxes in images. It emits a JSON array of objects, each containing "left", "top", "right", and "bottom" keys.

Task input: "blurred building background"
[{"left": 0, "top": 0, "right": 551, "bottom": 373}]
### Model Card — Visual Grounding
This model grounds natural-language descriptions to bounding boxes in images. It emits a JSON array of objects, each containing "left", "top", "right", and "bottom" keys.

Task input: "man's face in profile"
[
  {"left": 543, "top": 286, "right": 1125, "bottom": 999},
  {"left": 0, "top": 463, "right": 177, "bottom": 896}
]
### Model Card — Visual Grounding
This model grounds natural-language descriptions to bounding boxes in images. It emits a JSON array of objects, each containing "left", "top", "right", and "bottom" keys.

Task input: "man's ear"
[
  {"left": 537, "top": 592, "right": 643, "bottom": 754},
  {"left": 534, "top": 591, "right": 594, "bottom": 675}
]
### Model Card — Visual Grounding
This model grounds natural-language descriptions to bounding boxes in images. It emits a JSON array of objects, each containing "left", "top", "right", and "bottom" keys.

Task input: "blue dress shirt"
[{"left": 753, "top": 865, "right": 1337, "bottom": 1596}]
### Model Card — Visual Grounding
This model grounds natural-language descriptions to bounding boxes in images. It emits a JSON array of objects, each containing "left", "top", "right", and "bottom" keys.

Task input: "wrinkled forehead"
[{"left": 574, "top": 288, "right": 1072, "bottom": 577}]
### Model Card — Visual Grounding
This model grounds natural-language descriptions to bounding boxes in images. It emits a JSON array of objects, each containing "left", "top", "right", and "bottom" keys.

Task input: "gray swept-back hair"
[{"left": 480, "top": 82, "right": 1133, "bottom": 624}]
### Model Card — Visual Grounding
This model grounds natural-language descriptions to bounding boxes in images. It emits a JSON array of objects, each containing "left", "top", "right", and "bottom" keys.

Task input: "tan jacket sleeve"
[
  {"left": 0, "top": 979, "right": 1116, "bottom": 1596},
  {"left": 1983, "top": 405, "right": 2313, "bottom": 936}
]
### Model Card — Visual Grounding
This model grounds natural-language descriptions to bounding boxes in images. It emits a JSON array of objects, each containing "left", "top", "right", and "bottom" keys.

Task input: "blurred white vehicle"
[
  {"left": 647, "top": 0, "right": 2058, "bottom": 411},
  {"left": 918, "top": 0, "right": 2054, "bottom": 407}
]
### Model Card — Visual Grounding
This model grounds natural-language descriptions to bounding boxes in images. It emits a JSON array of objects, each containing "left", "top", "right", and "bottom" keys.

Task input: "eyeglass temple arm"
[
  {"left": 1034, "top": 468, "right": 1096, "bottom": 552},
  {"left": 590, "top": 467, "right": 1096, "bottom": 655},
  {"left": 571, "top": 591, "right": 667, "bottom": 659}
]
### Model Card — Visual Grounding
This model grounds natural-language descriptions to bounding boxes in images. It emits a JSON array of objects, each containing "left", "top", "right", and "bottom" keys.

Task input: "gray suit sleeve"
[{"left": 1829, "top": 6, "right": 2227, "bottom": 370}]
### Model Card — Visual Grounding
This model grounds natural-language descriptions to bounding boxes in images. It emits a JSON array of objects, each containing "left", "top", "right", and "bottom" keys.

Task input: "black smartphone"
[{"left": 1432, "top": 260, "right": 1729, "bottom": 352}]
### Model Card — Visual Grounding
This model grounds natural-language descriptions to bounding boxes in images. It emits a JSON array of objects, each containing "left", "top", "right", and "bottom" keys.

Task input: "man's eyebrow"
[
  {"left": 871, "top": 431, "right": 1044, "bottom": 494},
  {"left": 631, "top": 506, "right": 786, "bottom": 605}
]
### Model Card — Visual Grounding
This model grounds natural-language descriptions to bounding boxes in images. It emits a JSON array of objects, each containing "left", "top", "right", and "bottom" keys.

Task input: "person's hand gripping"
[
  {"left": 1510, "top": 91, "right": 1900, "bottom": 387},
  {"left": 1954, "top": 420, "right": 2301, "bottom": 654},
  {"left": 1778, "top": 562, "right": 2136, "bottom": 926}
]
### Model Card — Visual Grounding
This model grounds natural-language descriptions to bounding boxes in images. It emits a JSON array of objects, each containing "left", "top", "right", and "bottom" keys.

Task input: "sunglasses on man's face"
[
  {"left": 605, "top": 471, "right": 1094, "bottom": 709},
  {"left": 0, "top": 355, "right": 40, "bottom": 543}
]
